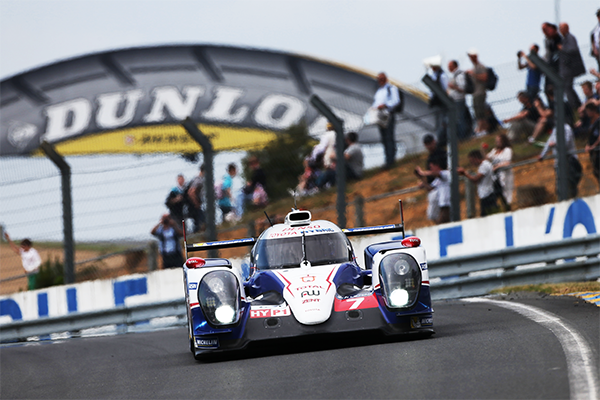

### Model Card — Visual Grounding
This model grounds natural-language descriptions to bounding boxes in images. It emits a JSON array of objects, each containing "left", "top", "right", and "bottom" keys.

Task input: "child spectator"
[
  {"left": 4, "top": 232, "right": 42, "bottom": 290},
  {"left": 458, "top": 150, "right": 498, "bottom": 216},
  {"left": 415, "top": 159, "right": 451, "bottom": 224},
  {"left": 218, "top": 163, "right": 238, "bottom": 222}
]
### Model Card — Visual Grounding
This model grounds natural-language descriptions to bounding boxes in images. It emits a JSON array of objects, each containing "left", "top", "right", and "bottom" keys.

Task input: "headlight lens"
[
  {"left": 198, "top": 271, "right": 240, "bottom": 326},
  {"left": 379, "top": 253, "right": 421, "bottom": 309}
]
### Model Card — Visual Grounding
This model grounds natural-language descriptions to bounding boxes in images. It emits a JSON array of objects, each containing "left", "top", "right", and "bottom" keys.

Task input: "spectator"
[
  {"left": 426, "top": 56, "right": 449, "bottom": 147},
  {"left": 415, "top": 159, "right": 451, "bottom": 224},
  {"left": 165, "top": 173, "right": 186, "bottom": 229},
  {"left": 218, "top": 163, "right": 237, "bottom": 222},
  {"left": 486, "top": 133, "right": 514, "bottom": 211},
  {"left": 466, "top": 48, "right": 489, "bottom": 136},
  {"left": 186, "top": 164, "right": 205, "bottom": 233},
  {"left": 542, "top": 22, "right": 562, "bottom": 102},
  {"left": 151, "top": 214, "right": 184, "bottom": 269},
  {"left": 557, "top": 23, "right": 586, "bottom": 112},
  {"left": 344, "top": 131, "right": 364, "bottom": 180},
  {"left": 316, "top": 131, "right": 364, "bottom": 188},
  {"left": 423, "top": 134, "right": 448, "bottom": 184},
  {"left": 371, "top": 72, "right": 401, "bottom": 169},
  {"left": 295, "top": 157, "right": 321, "bottom": 197},
  {"left": 309, "top": 122, "right": 335, "bottom": 170},
  {"left": 503, "top": 91, "right": 540, "bottom": 142},
  {"left": 538, "top": 123, "right": 582, "bottom": 199},
  {"left": 575, "top": 81, "right": 600, "bottom": 138},
  {"left": 236, "top": 156, "right": 268, "bottom": 217},
  {"left": 583, "top": 103, "right": 600, "bottom": 186},
  {"left": 591, "top": 9, "right": 600, "bottom": 70},
  {"left": 458, "top": 150, "right": 498, "bottom": 217},
  {"left": 530, "top": 86, "right": 574, "bottom": 141},
  {"left": 447, "top": 60, "right": 474, "bottom": 141},
  {"left": 518, "top": 44, "right": 543, "bottom": 100},
  {"left": 4, "top": 232, "right": 42, "bottom": 290}
]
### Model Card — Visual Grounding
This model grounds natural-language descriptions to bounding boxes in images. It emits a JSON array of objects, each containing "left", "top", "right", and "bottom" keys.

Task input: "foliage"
[
  {"left": 35, "top": 257, "right": 64, "bottom": 289},
  {"left": 490, "top": 282, "right": 600, "bottom": 295},
  {"left": 242, "top": 123, "right": 315, "bottom": 201}
]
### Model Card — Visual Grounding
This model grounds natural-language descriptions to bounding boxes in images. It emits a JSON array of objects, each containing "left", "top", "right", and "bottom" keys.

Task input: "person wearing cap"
[
  {"left": 466, "top": 48, "right": 489, "bottom": 136},
  {"left": 591, "top": 9, "right": 600, "bottom": 70},
  {"left": 371, "top": 72, "right": 401, "bottom": 169}
]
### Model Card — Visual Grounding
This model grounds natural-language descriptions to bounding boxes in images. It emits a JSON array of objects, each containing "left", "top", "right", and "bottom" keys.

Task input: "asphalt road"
[{"left": 1, "top": 294, "right": 598, "bottom": 399}]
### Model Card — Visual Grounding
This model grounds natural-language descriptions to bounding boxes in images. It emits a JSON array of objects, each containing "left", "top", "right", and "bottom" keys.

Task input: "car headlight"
[
  {"left": 198, "top": 271, "right": 240, "bottom": 326},
  {"left": 379, "top": 253, "right": 421, "bottom": 309}
]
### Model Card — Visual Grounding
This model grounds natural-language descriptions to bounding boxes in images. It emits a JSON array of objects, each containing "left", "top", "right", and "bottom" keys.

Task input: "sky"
[{"left": 0, "top": 0, "right": 598, "bottom": 86}]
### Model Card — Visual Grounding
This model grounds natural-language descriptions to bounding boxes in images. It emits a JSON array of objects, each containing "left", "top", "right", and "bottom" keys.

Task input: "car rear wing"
[{"left": 184, "top": 200, "right": 406, "bottom": 259}]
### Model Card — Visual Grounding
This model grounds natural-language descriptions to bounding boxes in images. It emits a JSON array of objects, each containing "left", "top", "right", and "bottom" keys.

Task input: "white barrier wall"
[{"left": 2, "top": 195, "right": 598, "bottom": 324}]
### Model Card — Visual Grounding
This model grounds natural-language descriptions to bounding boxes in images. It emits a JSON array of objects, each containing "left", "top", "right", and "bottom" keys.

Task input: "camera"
[{"left": 517, "top": 51, "right": 523, "bottom": 57}]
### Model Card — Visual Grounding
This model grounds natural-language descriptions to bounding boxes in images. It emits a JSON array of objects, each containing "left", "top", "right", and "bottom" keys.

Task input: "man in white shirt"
[
  {"left": 458, "top": 150, "right": 498, "bottom": 216},
  {"left": 372, "top": 72, "right": 401, "bottom": 169},
  {"left": 447, "top": 60, "right": 473, "bottom": 140},
  {"left": 415, "top": 159, "right": 451, "bottom": 224},
  {"left": 5, "top": 232, "right": 42, "bottom": 290}
]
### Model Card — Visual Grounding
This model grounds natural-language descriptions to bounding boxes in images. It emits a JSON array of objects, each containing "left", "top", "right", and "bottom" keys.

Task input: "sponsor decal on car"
[
  {"left": 196, "top": 337, "right": 219, "bottom": 348},
  {"left": 410, "top": 316, "right": 433, "bottom": 328},
  {"left": 188, "top": 282, "right": 198, "bottom": 290},
  {"left": 420, "top": 263, "right": 428, "bottom": 271},
  {"left": 334, "top": 293, "right": 379, "bottom": 311},
  {"left": 250, "top": 306, "right": 291, "bottom": 319}
]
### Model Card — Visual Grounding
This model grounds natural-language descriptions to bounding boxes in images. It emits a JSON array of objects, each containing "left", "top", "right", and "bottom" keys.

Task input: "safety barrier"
[
  {"left": 428, "top": 234, "right": 600, "bottom": 300},
  {"left": 1, "top": 234, "right": 598, "bottom": 342}
]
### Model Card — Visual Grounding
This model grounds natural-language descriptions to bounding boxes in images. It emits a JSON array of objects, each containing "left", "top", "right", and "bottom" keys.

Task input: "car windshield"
[{"left": 254, "top": 232, "right": 350, "bottom": 270}]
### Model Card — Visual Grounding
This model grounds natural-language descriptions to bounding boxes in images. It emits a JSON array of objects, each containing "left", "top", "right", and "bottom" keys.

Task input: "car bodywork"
[{"left": 183, "top": 206, "right": 433, "bottom": 359}]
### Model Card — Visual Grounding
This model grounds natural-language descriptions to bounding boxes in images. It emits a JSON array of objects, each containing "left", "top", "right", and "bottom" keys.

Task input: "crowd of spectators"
[{"left": 414, "top": 11, "right": 600, "bottom": 222}]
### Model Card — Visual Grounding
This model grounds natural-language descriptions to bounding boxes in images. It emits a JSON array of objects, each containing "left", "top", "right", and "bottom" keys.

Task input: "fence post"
[
  {"left": 354, "top": 195, "right": 365, "bottom": 227},
  {"left": 421, "top": 75, "right": 460, "bottom": 222},
  {"left": 39, "top": 141, "right": 74, "bottom": 285},
  {"left": 527, "top": 52, "right": 569, "bottom": 201},
  {"left": 182, "top": 118, "right": 218, "bottom": 258},
  {"left": 465, "top": 178, "right": 476, "bottom": 218},
  {"left": 147, "top": 241, "right": 158, "bottom": 271},
  {"left": 309, "top": 94, "right": 347, "bottom": 228}
]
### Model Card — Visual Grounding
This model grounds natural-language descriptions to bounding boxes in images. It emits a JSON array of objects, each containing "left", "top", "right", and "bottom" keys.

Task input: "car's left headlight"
[
  {"left": 379, "top": 253, "right": 421, "bottom": 309},
  {"left": 198, "top": 271, "right": 240, "bottom": 326}
]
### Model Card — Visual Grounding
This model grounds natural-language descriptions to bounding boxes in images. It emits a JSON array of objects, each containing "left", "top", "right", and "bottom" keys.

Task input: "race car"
[{"left": 183, "top": 203, "right": 433, "bottom": 359}]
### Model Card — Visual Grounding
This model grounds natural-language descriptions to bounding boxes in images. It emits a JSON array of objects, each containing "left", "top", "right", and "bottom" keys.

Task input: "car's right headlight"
[
  {"left": 198, "top": 271, "right": 240, "bottom": 326},
  {"left": 379, "top": 253, "right": 421, "bottom": 309}
]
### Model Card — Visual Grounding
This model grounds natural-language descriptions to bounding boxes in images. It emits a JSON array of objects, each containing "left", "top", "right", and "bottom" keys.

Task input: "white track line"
[{"left": 463, "top": 297, "right": 599, "bottom": 400}]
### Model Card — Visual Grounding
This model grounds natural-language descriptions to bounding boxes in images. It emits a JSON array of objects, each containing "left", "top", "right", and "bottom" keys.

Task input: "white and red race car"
[{"left": 183, "top": 204, "right": 433, "bottom": 359}]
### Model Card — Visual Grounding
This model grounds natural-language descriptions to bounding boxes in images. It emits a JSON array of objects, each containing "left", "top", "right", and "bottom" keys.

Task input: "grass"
[{"left": 490, "top": 281, "right": 600, "bottom": 296}]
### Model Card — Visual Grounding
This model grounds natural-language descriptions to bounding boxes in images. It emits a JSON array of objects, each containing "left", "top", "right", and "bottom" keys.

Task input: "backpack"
[
  {"left": 214, "top": 182, "right": 223, "bottom": 200},
  {"left": 387, "top": 85, "right": 405, "bottom": 113},
  {"left": 486, "top": 67, "right": 498, "bottom": 91},
  {"left": 462, "top": 71, "right": 475, "bottom": 94}
]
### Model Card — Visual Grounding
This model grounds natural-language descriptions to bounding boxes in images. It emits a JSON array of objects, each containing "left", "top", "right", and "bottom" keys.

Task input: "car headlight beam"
[
  {"left": 379, "top": 253, "right": 421, "bottom": 309},
  {"left": 198, "top": 271, "right": 240, "bottom": 327}
]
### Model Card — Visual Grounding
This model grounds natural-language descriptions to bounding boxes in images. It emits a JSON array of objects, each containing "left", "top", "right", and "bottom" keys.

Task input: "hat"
[{"left": 467, "top": 48, "right": 478, "bottom": 56}]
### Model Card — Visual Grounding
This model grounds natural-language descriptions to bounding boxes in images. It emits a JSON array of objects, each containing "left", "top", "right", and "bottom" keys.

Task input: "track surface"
[{"left": 1, "top": 294, "right": 598, "bottom": 399}]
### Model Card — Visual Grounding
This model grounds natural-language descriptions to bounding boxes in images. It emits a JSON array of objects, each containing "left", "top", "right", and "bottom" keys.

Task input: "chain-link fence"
[{"left": 1, "top": 41, "right": 598, "bottom": 294}]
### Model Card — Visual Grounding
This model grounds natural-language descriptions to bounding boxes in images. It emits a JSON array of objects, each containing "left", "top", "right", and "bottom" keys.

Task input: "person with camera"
[
  {"left": 151, "top": 214, "right": 184, "bottom": 269},
  {"left": 517, "top": 44, "right": 542, "bottom": 100}
]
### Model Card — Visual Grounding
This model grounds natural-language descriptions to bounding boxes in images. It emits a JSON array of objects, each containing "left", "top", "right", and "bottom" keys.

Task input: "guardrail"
[
  {"left": 1, "top": 234, "right": 599, "bottom": 342},
  {"left": 428, "top": 234, "right": 600, "bottom": 300}
]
